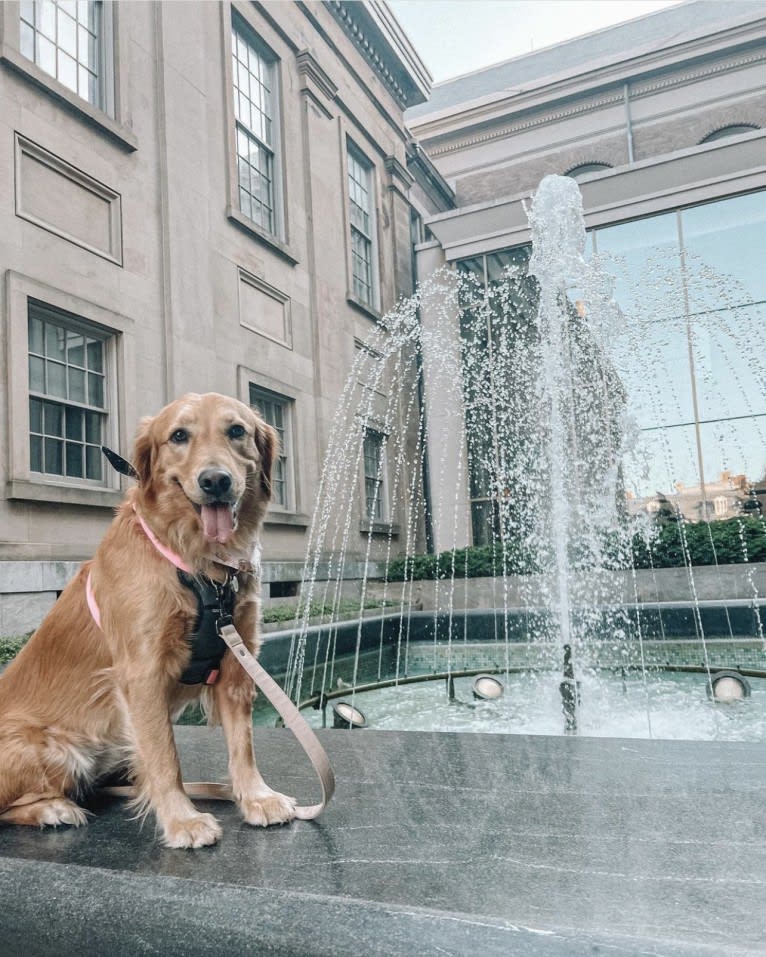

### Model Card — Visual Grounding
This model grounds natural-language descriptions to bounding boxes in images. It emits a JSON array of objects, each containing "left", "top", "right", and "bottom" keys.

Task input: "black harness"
[{"left": 177, "top": 570, "right": 238, "bottom": 685}]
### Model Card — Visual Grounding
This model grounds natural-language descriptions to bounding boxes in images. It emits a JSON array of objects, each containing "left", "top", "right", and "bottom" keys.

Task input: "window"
[
  {"left": 457, "top": 188, "right": 766, "bottom": 540},
  {"left": 249, "top": 385, "right": 291, "bottom": 509},
  {"left": 363, "top": 428, "right": 387, "bottom": 522},
  {"left": 27, "top": 300, "right": 109, "bottom": 483},
  {"left": 700, "top": 125, "right": 759, "bottom": 144},
  {"left": 232, "top": 19, "right": 279, "bottom": 236},
  {"left": 20, "top": 0, "right": 103, "bottom": 107},
  {"left": 347, "top": 143, "right": 378, "bottom": 308},
  {"left": 565, "top": 162, "right": 612, "bottom": 179}
]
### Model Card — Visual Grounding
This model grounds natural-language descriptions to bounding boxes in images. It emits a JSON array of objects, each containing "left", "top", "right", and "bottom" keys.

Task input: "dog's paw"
[
  {"left": 240, "top": 790, "right": 297, "bottom": 827},
  {"left": 161, "top": 812, "right": 222, "bottom": 849},
  {"left": 0, "top": 796, "right": 88, "bottom": 828},
  {"left": 38, "top": 798, "right": 88, "bottom": 828},
  {"left": 39, "top": 798, "right": 88, "bottom": 828}
]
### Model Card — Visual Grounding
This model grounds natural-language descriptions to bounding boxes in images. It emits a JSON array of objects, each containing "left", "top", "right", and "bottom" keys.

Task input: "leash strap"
[
  {"left": 218, "top": 624, "right": 335, "bottom": 820},
  {"left": 100, "top": 623, "right": 334, "bottom": 821}
]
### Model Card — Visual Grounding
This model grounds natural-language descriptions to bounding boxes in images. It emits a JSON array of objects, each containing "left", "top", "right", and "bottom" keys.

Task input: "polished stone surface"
[{"left": 1, "top": 727, "right": 764, "bottom": 955}]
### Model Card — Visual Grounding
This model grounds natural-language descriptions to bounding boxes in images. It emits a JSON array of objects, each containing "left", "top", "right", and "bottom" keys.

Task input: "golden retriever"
[{"left": 0, "top": 392, "right": 297, "bottom": 848}]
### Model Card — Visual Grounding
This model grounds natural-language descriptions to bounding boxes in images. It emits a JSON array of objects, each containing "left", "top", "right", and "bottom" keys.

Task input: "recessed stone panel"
[
  {"left": 238, "top": 268, "right": 292, "bottom": 348},
  {"left": 15, "top": 135, "right": 122, "bottom": 264}
]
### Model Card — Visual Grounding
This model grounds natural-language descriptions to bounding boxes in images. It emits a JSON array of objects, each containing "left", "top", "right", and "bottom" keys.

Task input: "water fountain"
[
  {"left": 4, "top": 176, "right": 765, "bottom": 957},
  {"left": 269, "top": 174, "right": 766, "bottom": 741}
]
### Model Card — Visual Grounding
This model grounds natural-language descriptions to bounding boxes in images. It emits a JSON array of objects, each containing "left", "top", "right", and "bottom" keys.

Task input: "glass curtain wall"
[{"left": 459, "top": 188, "right": 766, "bottom": 544}]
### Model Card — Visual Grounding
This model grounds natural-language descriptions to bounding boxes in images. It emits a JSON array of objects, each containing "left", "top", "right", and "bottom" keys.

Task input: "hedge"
[{"left": 387, "top": 517, "right": 766, "bottom": 581}]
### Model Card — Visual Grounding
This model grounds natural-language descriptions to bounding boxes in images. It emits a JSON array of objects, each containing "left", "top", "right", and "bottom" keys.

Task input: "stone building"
[
  {"left": 0, "top": 0, "right": 430, "bottom": 633},
  {"left": 407, "top": 0, "right": 766, "bottom": 550}
]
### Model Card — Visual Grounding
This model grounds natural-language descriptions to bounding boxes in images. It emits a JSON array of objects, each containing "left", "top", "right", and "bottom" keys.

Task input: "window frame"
[
  {"left": 5, "top": 270, "right": 135, "bottom": 507},
  {"left": 361, "top": 426, "right": 389, "bottom": 524},
  {"left": 27, "top": 300, "right": 112, "bottom": 486},
  {"left": 19, "top": 0, "right": 107, "bottom": 111},
  {"left": 248, "top": 383, "right": 294, "bottom": 514},
  {"left": 0, "top": 0, "right": 136, "bottom": 151},
  {"left": 223, "top": 5, "right": 296, "bottom": 264},
  {"left": 345, "top": 137, "right": 380, "bottom": 315}
]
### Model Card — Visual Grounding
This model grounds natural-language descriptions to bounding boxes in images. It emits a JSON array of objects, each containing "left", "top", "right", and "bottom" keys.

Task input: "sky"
[{"left": 388, "top": 0, "right": 683, "bottom": 83}]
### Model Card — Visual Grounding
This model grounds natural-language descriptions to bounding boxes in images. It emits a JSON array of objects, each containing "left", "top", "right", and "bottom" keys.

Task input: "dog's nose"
[{"left": 197, "top": 468, "right": 233, "bottom": 500}]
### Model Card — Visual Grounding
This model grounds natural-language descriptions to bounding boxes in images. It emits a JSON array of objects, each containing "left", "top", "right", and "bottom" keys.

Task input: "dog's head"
[{"left": 131, "top": 393, "right": 276, "bottom": 559}]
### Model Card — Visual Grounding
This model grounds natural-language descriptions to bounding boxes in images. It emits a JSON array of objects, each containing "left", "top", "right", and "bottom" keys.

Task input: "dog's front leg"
[
  {"left": 119, "top": 676, "right": 222, "bottom": 848},
  {"left": 215, "top": 651, "right": 297, "bottom": 827}
]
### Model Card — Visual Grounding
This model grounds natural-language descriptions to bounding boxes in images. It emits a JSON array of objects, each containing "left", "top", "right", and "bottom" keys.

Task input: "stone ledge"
[{"left": 0, "top": 727, "right": 763, "bottom": 956}]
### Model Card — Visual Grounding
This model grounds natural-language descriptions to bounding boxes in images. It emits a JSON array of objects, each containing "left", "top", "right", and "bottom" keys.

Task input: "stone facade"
[{"left": 0, "top": 1, "right": 430, "bottom": 632}]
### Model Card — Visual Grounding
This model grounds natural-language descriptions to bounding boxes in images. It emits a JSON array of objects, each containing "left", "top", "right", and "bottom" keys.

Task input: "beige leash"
[{"left": 101, "top": 624, "right": 335, "bottom": 820}]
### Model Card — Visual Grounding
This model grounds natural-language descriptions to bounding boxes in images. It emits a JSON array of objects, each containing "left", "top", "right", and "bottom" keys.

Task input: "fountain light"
[
  {"left": 472, "top": 675, "right": 504, "bottom": 700},
  {"left": 708, "top": 671, "right": 751, "bottom": 703},
  {"left": 331, "top": 700, "right": 368, "bottom": 729}
]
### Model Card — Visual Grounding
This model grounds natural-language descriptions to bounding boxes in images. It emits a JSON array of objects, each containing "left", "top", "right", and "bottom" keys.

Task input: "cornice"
[
  {"left": 422, "top": 45, "right": 766, "bottom": 158},
  {"left": 326, "top": 0, "right": 429, "bottom": 109}
]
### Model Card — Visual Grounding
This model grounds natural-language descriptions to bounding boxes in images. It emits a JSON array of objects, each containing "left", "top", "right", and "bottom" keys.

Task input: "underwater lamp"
[
  {"left": 472, "top": 675, "right": 505, "bottom": 700},
  {"left": 331, "top": 700, "right": 368, "bottom": 728},
  {"left": 707, "top": 670, "right": 751, "bottom": 703}
]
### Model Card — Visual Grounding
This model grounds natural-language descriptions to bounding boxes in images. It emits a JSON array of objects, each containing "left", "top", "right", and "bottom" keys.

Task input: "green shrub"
[
  {"left": 388, "top": 516, "right": 766, "bottom": 581},
  {"left": 631, "top": 516, "right": 766, "bottom": 569},
  {"left": 0, "top": 634, "right": 32, "bottom": 667}
]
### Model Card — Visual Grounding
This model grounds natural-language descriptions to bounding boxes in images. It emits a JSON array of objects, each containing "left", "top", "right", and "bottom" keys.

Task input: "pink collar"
[
  {"left": 133, "top": 507, "right": 193, "bottom": 573},
  {"left": 133, "top": 505, "right": 261, "bottom": 577}
]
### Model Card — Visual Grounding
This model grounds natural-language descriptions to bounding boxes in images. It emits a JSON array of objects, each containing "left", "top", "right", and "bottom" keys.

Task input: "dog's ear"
[
  {"left": 132, "top": 416, "right": 155, "bottom": 486},
  {"left": 254, "top": 420, "right": 278, "bottom": 499}
]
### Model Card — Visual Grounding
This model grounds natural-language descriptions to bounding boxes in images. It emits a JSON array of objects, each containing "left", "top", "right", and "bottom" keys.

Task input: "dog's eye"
[
  {"left": 228, "top": 424, "right": 246, "bottom": 440},
  {"left": 169, "top": 428, "right": 189, "bottom": 444}
]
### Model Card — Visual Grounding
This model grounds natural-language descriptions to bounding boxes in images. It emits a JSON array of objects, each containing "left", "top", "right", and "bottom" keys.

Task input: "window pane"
[
  {"left": 66, "top": 441, "right": 84, "bottom": 477},
  {"left": 682, "top": 192, "right": 766, "bottom": 309},
  {"left": 44, "top": 401, "right": 63, "bottom": 436},
  {"left": 29, "top": 397, "right": 43, "bottom": 433},
  {"left": 44, "top": 436, "right": 63, "bottom": 474},
  {"left": 20, "top": 20, "right": 35, "bottom": 58},
  {"left": 45, "top": 321, "right": 66, "bottom": 360},
  {"left": 69, "top": 366, "right": 86, "bottom": 402},
  {"left": 66, "top": 331, "right": 85, "bottom": 366},
  {"left": 58, "top": 51, "right": 78, "bottom": 92},
  {"left": 38, "top": 34, "right": 56, "bottom": 74},
  {"left": 29, "top": 315, "right": 44, "bottom": 354},
  {"left": 30, "top": 435, "right": 43, "bottom": 472},
  {"left": 85, "top": 444, "right": 102, "bottom": 480},
  {"left": 29, "top": 355, "right": 45, "bottom": 392},
  {"left": 85, "top": 410, "right": 101, "bottom": 443},
  {"left": 40, "top": 0, "right": 57, "bottom": 39},
  {"left": 66, "top": 405, "right": 83, "bottom": 440},
  {"left": 47, "top": 361, "right": 67, "bottom": 399},
  {"left": 593, "top": 212, "right": 681, "bottom": 320},
  {"left": 58, "top": 11, "right": 77, "bottom": 57},
  {"left": 88, "top": 372, "right": 104, "bottom": 407}
]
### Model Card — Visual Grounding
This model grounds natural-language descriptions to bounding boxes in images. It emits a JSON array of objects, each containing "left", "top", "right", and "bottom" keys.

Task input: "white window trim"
[
  {"left": 343, "top": 135, "right": 381, "bottom": 318},
  {"left": 361, "top": 425, "right": 390, "bottom": 526},
  {"left": 236, "top": 364, "right": 310, "bottom": 527},
  {"left": 248, "top": 383, "right": 294, "bottom": 514},
  {"left": 5, "top": 270, "right": 135, "bottom": 507},
  {"left": 0, "top": 1, "right": 136, "bottom": 151},
  {"left": 222, "top": 3, "right": 297, "bottom": 265}
]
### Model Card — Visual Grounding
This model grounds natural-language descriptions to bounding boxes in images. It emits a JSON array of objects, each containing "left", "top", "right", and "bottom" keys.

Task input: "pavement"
[{"left": 1, "top": 726, "right": 764, "bottom": 956}]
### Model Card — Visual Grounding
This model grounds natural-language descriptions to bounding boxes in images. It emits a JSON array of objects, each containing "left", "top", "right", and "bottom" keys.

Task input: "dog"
[{"left": 0, "top": 392, "right": 297, "bottom": 848}]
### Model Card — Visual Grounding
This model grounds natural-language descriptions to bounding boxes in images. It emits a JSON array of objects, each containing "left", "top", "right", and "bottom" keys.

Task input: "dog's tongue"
[{"left": 201, "top": 504, "right": 235, "bottom": 544}]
